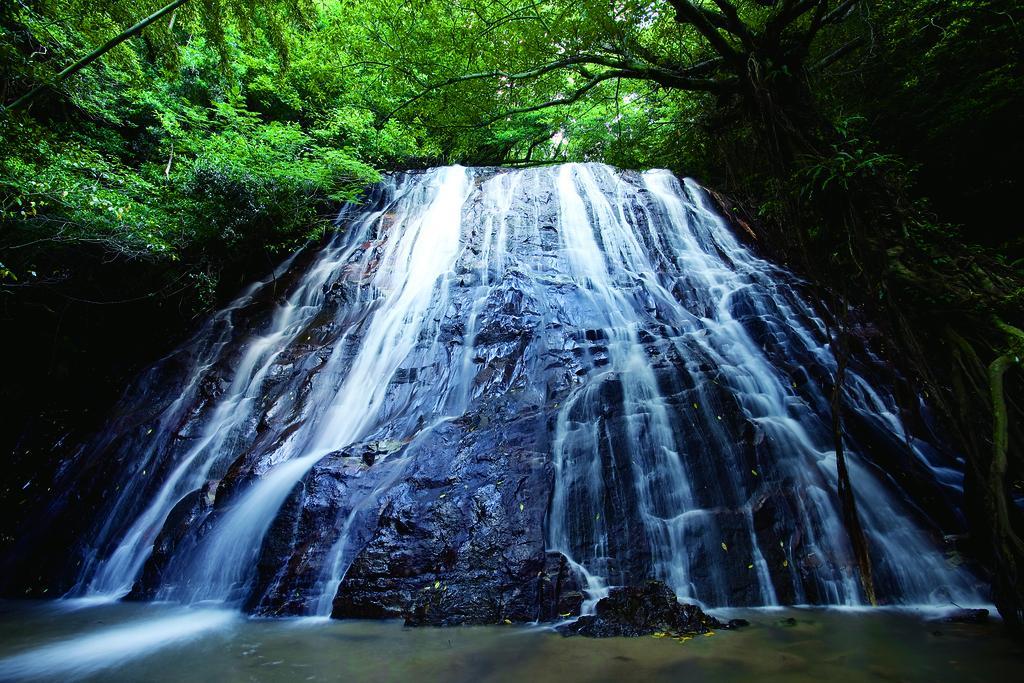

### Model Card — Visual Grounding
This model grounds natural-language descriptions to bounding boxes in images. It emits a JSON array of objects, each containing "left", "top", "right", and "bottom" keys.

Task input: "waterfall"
[{"left": 50, "top": 163, "right": 980, "bottom": 618}]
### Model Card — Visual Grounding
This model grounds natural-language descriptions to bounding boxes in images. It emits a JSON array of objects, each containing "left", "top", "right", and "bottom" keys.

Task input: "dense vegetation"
[{"left": 2, "top": 1, "right": 1022, "bottom": 626}]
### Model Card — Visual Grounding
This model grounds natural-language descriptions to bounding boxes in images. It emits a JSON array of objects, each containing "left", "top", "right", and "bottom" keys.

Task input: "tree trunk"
[
  {"left": 987, "top": 349, "right": 1024, "bottom": 628},
  {"left": 830, "top": 323, "right": 878, "bottom": 605}
]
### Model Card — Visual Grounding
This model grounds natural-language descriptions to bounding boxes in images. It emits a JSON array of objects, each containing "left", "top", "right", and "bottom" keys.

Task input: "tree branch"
[
  {"left": 667, "top": 0, "right": 743, "bottom": 63},
  {"left": 710, "top": 0, "right": 757, "bottom": 48},
  {"left": 385, "top": 51, "right": 733, "bottom": 124},
  {"left": 766, "top": 0, "right": 826, "bottom": 39},
  {"left": 821, "top": 0, "right": 862, "bottom": 27},
  {"left": 811, "top": 35, "right": 867, "bottom": 70},
  {"left": 476, "top": 71, "right": 629, "bottom": 126},
  {"left": 621, "top": 39, "right": 726, "bottom": 80},
  {"left": 4, "top": 0, "right": 193, "bottom": 112},
  {"left": 474, "top": 67, "right": 730, "bottom": 127},
  {"left": 803, "top": 0, "right": 862, "bottom": 48},
  {"left": 381, "top": 54, "right": 636, "bottom": 122}
]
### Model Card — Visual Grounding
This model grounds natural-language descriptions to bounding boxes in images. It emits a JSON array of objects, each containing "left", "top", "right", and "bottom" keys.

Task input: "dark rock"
[
  {"left": 325, "top": 400, "right": 584, "bottom": 626},
  {"left": 940, "top": 608, "right": 989, "bottom": 624},
  {"left": 558, "top": 581, "right": 723, "bottom": 638},
  {"left": 3, "top": 164, "right": 981, "bottom": 624}
]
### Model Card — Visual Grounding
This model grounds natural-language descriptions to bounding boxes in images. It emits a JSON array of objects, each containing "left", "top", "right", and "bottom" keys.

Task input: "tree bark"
[
  {"left": 987, "top": 337, "right": 1024, "bottom": 628},
  {"left": 831, "top": 322, "right": 878, "bottom": 605}
]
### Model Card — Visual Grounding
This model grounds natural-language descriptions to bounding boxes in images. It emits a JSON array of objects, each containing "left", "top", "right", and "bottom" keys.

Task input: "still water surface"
[{"left": 0, "top": 601, "right": 1019, "bottom": 682}]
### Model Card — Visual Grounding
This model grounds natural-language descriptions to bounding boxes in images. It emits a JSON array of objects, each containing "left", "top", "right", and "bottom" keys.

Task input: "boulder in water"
[{"left": 557, "top": 581, "right": 725, "bottom": 638}]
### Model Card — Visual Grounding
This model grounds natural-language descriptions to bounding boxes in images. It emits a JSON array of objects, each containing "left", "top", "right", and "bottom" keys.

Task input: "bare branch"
[
  {"left": 621, "top": 38, "right": 725, "bottom": 78},
  {"left": 666, "top": 0, "right": 743, "bottom": 63},
  {"left": 4, "top": 0, "right": 192, "bottom": 112},
  {"left": 803, "top": 0, "right": 862, "bottom": 49},
  {"left": 811, "top": 35, "right": 867, "bottom": 70},
  {"left": 821, "top": 0, "right": 861, "bottom": 27},
  {"left": 806, "top": 0, "right": 832, "bottom": 38},
  {"left": 710, "top": 0, "right": 756, "bottom": 48},
  {"left": 766, "top": 0, "right": 825, "bottom": 38}
]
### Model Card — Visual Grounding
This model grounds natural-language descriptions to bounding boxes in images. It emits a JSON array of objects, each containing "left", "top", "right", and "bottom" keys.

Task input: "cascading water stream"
[
  {"left": 44, "top": 163, "right": 981, "bottom": 621},
  {"left": 155, "top": 166, "right": 472, "bottom": 606},
  {"left": 547, "top": 164, "right": 697, "bottom": 612},
  {"left": 74, "top": 251, "right": 306, "bottom": 599}
]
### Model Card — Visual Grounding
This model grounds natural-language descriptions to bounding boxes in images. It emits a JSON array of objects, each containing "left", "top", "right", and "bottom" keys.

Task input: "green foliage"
[
  {"left": 797, "top": 144, "right": 902, "bottom": 200},
  {"left": 0, "top": 0, "right": 432, "bottom": 305},
  {"left": 2, "top": 0, "right": 1020, "bottom": 309}
]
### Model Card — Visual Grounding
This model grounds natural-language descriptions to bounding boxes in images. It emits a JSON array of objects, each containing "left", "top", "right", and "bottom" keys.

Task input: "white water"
[
  {"left": 156, "top": 166, "right": 471, "bottom": 606},
  {"left": 62, "top": 163, "right": 982, "bottom": 620},
  {"left": 0, "top": 609, "right": 236, "bottom": 680}
]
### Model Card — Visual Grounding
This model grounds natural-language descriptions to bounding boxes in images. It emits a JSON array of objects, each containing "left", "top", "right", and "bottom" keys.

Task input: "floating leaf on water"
[
  {"left": 721, "top": 542, "right": 728, "bottom": 551},
  {"left": 434, "top": 580, "right": 440, "bottom": 589},
  {"left": 504, "top": 619, "right": 512, "bottom": 624},
  {"left": 692, "top": 402, "right": 699, "bottom": 409},
  {"left": 747, "top": 563, "right": 754, "bottom": 569},
  {"left": 652, "top": 632, "right": 667, "bottom": 638},
  {"left": 519, "top": 503, "right": 524, "bottom": 512},
  {"left": 559, "top": 612, "right": 572, "bottom": 617},
  {"left": 704, "top": 631, "right": 715, "bottom": 637},
  {"left": 782, "top": 559, "right": 789, "bottom": 568},
  {"left": 751, "top": 469, "right": 758, "bottom": 476},
  {"left": 439, "top": 493, "right": 446, "bottom": 499}
]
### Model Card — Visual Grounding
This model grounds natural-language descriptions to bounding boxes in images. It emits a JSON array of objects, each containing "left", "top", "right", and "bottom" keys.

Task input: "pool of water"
[{"left": 0, "top": 601, "right": 1019, "bottom": 682}]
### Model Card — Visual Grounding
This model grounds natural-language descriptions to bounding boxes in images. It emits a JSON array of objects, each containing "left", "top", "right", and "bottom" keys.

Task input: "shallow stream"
[{"left": 0, "top": 601, "right": 1019, "bottom": 682}]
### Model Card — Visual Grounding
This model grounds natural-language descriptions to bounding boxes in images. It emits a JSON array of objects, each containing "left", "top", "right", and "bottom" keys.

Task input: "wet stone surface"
[
  {"left": 2, "top": 164, "right": 985, "bottom": 623},
  {"left": 557, "top": 581, "right": 725, "bottom": 638}
]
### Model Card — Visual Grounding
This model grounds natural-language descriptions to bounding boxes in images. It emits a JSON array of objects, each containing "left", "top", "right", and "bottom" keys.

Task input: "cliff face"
[{"left": 1, "top": 164, "right": 985, "bottom": 621}]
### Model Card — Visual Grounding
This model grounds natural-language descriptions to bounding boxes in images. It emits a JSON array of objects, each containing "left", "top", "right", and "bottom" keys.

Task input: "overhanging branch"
[
  {"left": 667, "top": 0, "right": 743, "bottom": 63},
  {"left": 385, "top": 49, "right": 734, "bottom": 125},
  {"left": 474, "top": 66, "right": 731, "bottom": 127},
  {"left": 381, "top": 54, "right": 635, "bottom": 122},
  {"left": 476, "top": 70, "right": 631, "bottom": 126},
  {"left": 766, "top": 0, "right": 826, "bottom": 39},
  {"left": 710, "top": 0, "right": 756, "bottom": 49},
  {"left": 4, "top": 0, "right": 193, "bottom": 112},
  {"left": 811, "top": 35, "right": 867, "bottom": 70}
]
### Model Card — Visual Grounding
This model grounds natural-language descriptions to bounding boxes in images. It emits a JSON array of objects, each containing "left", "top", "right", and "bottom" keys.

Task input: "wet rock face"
[
  {"left": 8, "top": 163, "right": 983, "bottom": 621},
  {"left": 558, "top": 582, "right": 723, "bottom": 638},
  {"left": 324, "top": 401, "right": 577, "bottom": 625}
]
